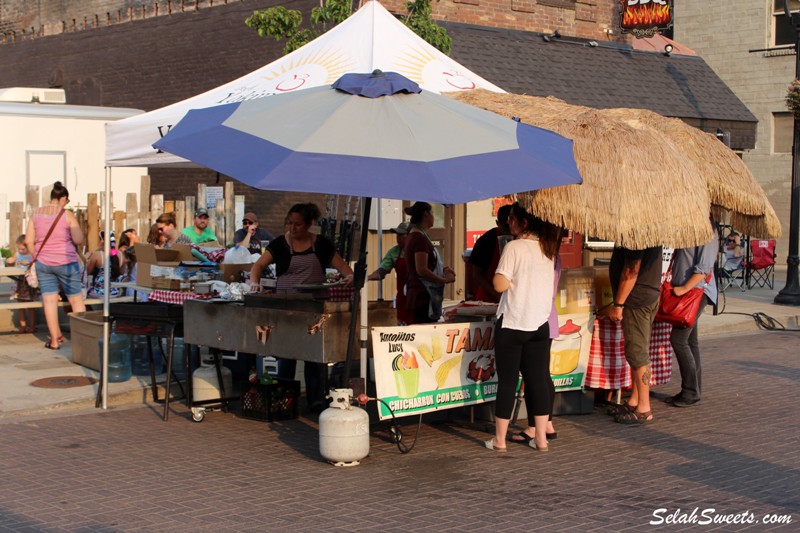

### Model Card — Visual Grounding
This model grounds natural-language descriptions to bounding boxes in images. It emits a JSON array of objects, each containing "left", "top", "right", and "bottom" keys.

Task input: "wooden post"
[
  {"left": 8, "top": 202, "right": 24, "bottom": 247},
  {"left": 164, "top": 200, "right": 175, "bottom": 214},
  {"left": 224, "top": 181, "right": 235, "bottom": 247},
  {"left": 213, "top": 198, "right": 225, "bottom": 244},
  {"left": 75, "top": 208, "right": 89, "bottom": 256},
  {"left": 197, "top": 184, "right": 207, "bottom": 214},
  {"left": 234, "top": 195, "right": 245, "bottom": 229},
  {"left": 185, "top": 196, "right": 196, "bottom": 229},
  {"left": 25, "top": 185, "right": 40, "bottom": 218},
  {"left": 87, "top": 194, "right": 99, "bottom": 252},
  {"left": 125, "top": 192, "right": 139, "bottom": 235},
  {"left": 140, "top": 175, "right": 151, "bottom": 229},
  {"left": 175, "top": 200, "right": 186, "bottom": 233},
  {"left": 150, "top": 194, "right": 164, "bottom": 222},
  {"left": 114, "top": 210, "right": 126, "bottom": 236},
  {"left": 40, "top": 184, "right": 53, "bottom": 207}
]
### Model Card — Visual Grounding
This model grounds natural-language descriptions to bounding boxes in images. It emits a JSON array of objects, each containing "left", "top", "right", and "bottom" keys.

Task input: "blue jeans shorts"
[{"left": 36, "top": 261, "right": 83, "bottom": 297}]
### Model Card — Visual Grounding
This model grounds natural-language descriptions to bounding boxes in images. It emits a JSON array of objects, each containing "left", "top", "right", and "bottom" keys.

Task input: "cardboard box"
[
  {"left": 133, "top": 244, "right": 198, "bottom": 289},
  {"left": 219, "top": 263, "right": 252, "bottom": 284}
]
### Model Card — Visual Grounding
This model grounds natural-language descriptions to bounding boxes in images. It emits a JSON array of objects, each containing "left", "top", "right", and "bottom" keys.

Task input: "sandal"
[
  {"left": 44, "top": 342, "right": 60, "bottom": 350},
  {"left": 615, "top": 409, "right": 653, "bottom": 425},
  {"left": 529, "top": 439, "right": 549, "bottom": 453},
  {"left": 509, "top": 431, "right": 558, "bottom": 444},
  {"left": 485, "top": 438, "right": 508, "bottom": 453},
  {"left": 606, "top": 402, "right": 636, "bottom": 416}
]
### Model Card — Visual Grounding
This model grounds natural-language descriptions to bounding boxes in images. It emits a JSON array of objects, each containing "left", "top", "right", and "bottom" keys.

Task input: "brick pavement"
[{"left": 0, "top": 330, "right": 798, "bottom": 532}]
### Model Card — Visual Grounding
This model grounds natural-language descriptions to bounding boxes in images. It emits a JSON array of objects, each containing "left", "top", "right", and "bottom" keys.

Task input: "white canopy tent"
[
  {"left": 105, "top": 0, "right": 503, "bottom": 167},
  {"left": 99, "top": 0, "right": 504, "bottom": 408}
]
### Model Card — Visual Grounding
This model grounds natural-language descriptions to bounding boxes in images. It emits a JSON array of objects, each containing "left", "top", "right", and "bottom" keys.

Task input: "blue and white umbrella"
[{"left": 154, "top": 71, "right": 582, "bottom": 204}]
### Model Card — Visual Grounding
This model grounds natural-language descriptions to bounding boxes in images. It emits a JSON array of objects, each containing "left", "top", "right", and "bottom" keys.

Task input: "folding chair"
[
  {"left": 717, "top": 253, "right": 747, "bottom": 292},
  {"left": 747, "top": 239, "right": 776, "bottom": 289}
]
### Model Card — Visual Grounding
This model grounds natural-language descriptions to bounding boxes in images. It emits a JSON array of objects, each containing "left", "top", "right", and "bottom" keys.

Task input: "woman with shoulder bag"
[
  {"left": 25, "top": 181, "right": 86, "bottom": 350},
  {"left": 665, "top": 221, "right": 717, "bottom": 408}
]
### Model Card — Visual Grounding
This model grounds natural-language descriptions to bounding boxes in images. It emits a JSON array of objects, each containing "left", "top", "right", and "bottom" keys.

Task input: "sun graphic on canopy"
[
  {"left": 260, "top": 48, "right": 355, "bottom": 90},
  {"left": 394, "top": 45, "right": 479, "bottom": 92}
]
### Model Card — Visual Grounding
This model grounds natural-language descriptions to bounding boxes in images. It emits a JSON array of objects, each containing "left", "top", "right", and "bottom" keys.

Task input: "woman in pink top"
[{"left": 25, "top": 181, "right": 86, "bottom": 350}]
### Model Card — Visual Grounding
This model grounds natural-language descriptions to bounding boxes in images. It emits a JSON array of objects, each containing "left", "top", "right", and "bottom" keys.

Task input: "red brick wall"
[
  {"left": 1, "top": 0, "right": 622, "bottom": 43},
  {"left": 381, "top": 0, "right": 620, "bottom": 40}
]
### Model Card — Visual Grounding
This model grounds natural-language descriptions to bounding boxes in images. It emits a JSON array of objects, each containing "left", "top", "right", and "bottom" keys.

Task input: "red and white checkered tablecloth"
[
  {"left": 585, "top": 317, "right": 673, "bottom": 389},
  {"left": 148, "top": 289, "right": 212, "bottom": 306}
]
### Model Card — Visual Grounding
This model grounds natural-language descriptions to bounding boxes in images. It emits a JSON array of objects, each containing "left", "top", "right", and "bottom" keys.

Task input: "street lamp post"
[{"left": 776, "top": 1, "right": 800, "bottom": 305}]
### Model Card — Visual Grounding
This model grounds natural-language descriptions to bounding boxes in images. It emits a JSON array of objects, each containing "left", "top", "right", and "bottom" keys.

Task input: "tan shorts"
[{"left": 621, "top": 300, "right": 658, "bottom": 369}]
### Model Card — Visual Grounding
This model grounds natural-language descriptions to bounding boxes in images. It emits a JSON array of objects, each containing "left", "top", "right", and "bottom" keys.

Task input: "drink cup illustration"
[{"left": 392, "top": 352, "right": 420, "bottom": 398}]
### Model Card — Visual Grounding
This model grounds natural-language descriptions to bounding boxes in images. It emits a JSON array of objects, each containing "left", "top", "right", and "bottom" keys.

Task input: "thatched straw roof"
[
  {"left": 449, "top": 90, "right": 713, "bottom": 249},
  {"left": 447, "top": 90, "right": 780, "bottom": 246},
  {"left": 600, "top": 108, "right": 781, "bottom": 239}
]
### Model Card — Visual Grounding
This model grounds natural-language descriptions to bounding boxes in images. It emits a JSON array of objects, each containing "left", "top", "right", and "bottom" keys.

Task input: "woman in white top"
[{"left": 486, "top": 202, "right": 559, "bottom": 453}]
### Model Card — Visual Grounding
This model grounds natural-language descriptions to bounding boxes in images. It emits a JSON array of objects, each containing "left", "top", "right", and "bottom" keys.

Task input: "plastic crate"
[{"left": 240, "top": 379, "right": 300, "bottom": 421}]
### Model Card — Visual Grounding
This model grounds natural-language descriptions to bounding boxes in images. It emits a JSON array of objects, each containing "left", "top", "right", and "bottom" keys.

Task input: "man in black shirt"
[
  {"left": 234, "top": 212, "right": 275, "bottom": 255},
  {"left": 608, "top": 245, "right": 662, "bottom": 425}
]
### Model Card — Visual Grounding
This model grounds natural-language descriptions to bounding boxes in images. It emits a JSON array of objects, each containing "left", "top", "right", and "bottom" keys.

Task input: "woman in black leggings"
[{"left": 485, "top": 203, "right": 560, "bottom": 453}]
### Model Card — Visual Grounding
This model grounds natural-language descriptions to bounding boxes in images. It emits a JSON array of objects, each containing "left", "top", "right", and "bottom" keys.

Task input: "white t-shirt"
[{"left": 494, "top": 238, "right": 555, "bottom": 332}]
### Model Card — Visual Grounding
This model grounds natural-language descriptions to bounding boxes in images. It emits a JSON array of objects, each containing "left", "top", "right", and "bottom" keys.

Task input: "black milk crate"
[{"left": 240, "top": 379, "right": 300, "bottom": 422}]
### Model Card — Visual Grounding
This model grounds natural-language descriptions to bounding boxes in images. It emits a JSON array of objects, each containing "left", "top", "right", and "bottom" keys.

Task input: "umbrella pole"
[{"left": 343, "top": 197, "right": 371, "bottom": 386}]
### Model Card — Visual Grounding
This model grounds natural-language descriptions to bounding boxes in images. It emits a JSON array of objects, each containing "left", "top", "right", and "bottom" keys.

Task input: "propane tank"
[
  {"left": 319, "top": 388, "right": 370, "bottom": 466},
  {"left": 192, "top": 358, "right": 233, "bottom": 403}
]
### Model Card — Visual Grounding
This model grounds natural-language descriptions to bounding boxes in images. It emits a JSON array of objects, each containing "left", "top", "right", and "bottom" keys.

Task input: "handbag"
[
  {"left": 23, "top": 208, "right": 67, "bottom": 290},
  {"left": 655, "top": 257, "right": 711, "bottom": 329}
]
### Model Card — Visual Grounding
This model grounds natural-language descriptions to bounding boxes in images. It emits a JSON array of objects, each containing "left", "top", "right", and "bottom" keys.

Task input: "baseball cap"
[
  {"left": 243, "top": 212, "right": 258, "bottom": 224},
  {"left": 194, "top": 208, "right": 209, "bottom": 217},
  {"left": 391, "top": 221, "right": 410, "bottom": 234}
]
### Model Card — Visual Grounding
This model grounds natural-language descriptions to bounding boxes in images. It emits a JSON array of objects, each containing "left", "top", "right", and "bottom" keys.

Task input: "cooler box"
[{"left": 68, "top": 311, "right": 104, "bottom": 371}]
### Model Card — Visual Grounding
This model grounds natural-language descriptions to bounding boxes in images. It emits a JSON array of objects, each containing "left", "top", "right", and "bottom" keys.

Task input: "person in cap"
[
  {"left": 180, "top": 207, "right": 218, "bottom": 244},
  {"left": 368, "top": 220, "right": 412, "bottom": 324},
  {"left": 403, "top": 201, "right": 456, "bottom": 323},
  {"left": 234, "top": 212, "right": 275, "bottom": 255},
  {"left": 468, "top": 204, "right": 513, "bottom": 303}
]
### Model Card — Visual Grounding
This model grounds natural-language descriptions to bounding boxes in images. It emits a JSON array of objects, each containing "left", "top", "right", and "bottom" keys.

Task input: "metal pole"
[
  {"left": 101, "top": 167, "right": 111, "bottom": 408},
  {"left": 376, "top": 198, "right": 383, "bottom": 300},
  {"left": 776, "top": 3, "right": 800, "bottom": 305},
  {"left": 343, "top": 197, "right": 371, "bottom": 385}
]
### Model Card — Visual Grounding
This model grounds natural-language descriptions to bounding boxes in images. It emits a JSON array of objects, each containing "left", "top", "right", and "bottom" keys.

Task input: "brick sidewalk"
[{"left": 0, "top": 330, "right": 798, "bottom": 531}]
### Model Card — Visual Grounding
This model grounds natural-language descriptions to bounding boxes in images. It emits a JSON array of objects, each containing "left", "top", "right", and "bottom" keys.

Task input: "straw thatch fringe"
[
  {"left": 601, "top": 108, "right": 781, "bottom": 239},
  {"left": 448, "top": 90, "right": 781, "bottom": 246},
  {"left": 450, "top": 90, "right": 712, "bottom": 249}
]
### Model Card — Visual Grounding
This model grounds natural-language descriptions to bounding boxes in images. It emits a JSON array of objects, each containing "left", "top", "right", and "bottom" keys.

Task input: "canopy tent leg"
[{"left": 343, "top": 197, "right": 372, "bottom": 386}]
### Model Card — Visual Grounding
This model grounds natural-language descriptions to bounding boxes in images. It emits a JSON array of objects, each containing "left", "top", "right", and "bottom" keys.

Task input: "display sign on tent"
[{"left": 105, "top": 0, "right": 503, "bottom": 168}]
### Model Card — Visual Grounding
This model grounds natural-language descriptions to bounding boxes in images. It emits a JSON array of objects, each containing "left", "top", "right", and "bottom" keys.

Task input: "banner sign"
[
  {"left": 620, "top": 0, "right": 674, "bottom": 38},
  {"left": 372, "top": 315, "right": 594, "bottom": 420}
]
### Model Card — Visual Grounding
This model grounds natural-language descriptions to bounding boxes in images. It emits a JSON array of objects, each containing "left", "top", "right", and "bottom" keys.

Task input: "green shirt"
[
  {"left": 378, "top": 245, "right": 403, "bottom": 274},
  {"left": 180, "top": 226, "right": 218, "bottom": 244}
]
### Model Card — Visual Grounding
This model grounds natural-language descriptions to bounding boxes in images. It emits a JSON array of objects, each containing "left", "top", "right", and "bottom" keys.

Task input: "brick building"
[
  {"left": 0, "top": 0, "right": 762, "bottom": 257},
  {"left": 673, "top": 0, "right": 793, "bottom": 262}
]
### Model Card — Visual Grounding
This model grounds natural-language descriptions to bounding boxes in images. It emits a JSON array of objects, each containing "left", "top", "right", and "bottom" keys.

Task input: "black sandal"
[
  {"left": 606, "top": 402, "right": 636, "bottom": 416},
  {"left": 509, "top": 430, "right": 557, "bottom": 443},
  {"left": 615, "top": 409, "right": 653, "bottom": 425},
  {"left": 44, "top": 342, "right": 60, "bottom": 350}
]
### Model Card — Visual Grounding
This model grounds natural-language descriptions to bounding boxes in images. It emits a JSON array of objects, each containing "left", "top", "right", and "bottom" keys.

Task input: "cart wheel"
[{"left": 191, "top": 408, "right": 205, "bottom": 423}]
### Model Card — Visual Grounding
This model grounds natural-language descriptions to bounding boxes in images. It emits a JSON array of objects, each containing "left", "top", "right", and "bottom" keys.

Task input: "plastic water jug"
[
  {"left": 98, "top": 334, "right": 132, "bottom": 382},
  {"left": 169, "top": 338, "right": 187, "bottom": 380},
  {"left": 131, "top": 336, "right": 163, "bottom": 376}
]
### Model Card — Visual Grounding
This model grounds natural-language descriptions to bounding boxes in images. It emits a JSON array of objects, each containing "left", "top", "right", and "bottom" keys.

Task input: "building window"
[
  {"left": 774, "top": 112, "right": 794, "bottom": 153},
  {"left": 774, "top": 0, "right": 800, "bottom": 46}
]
